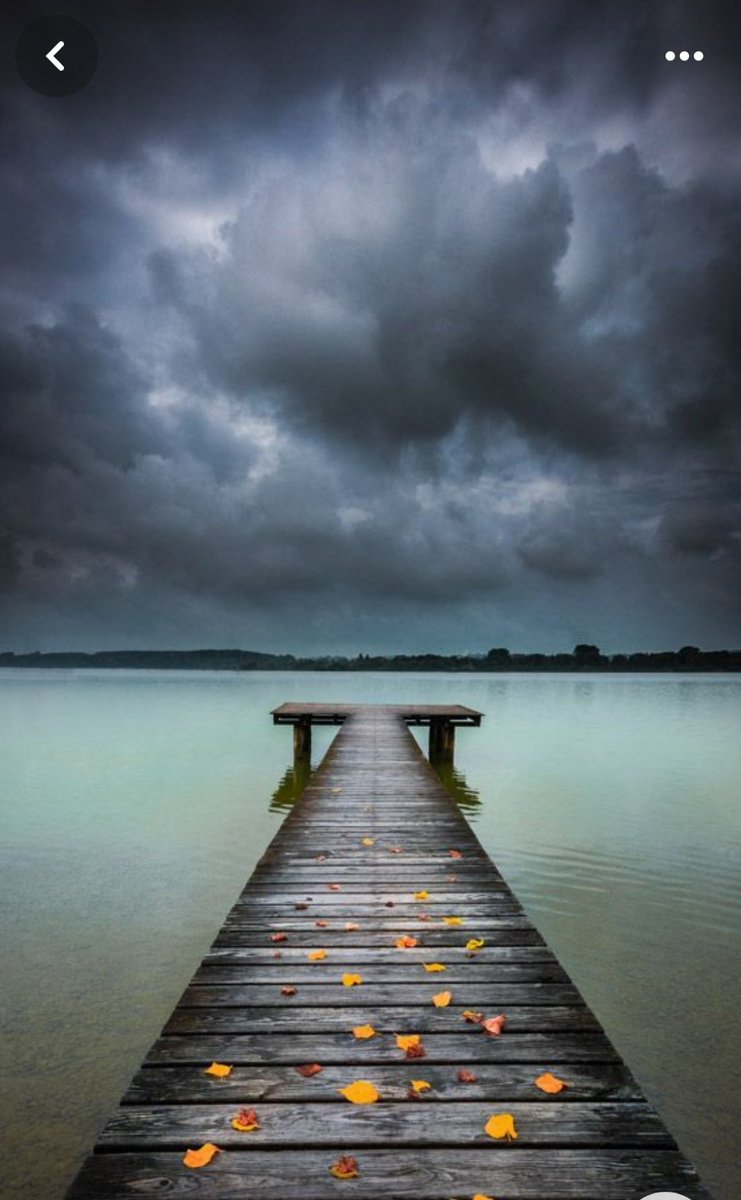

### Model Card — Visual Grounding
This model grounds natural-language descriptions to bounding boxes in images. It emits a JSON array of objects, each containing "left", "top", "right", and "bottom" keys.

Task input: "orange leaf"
[
  {"left": 535, "top": 1071, "right": 567, "bottom": 1094},
  {"left": 183, "top": 1143, "right": 220, "bottom": 1168},
  {"left": 308, "top": 949, "right": 327, "bottom": 961},
  {"left": 423, "top": 962, "right": 447, "bottom": 973},
  {"left": 461, "top": 1010, "right": 483, "bottom": 1024},
  {"left": 396, "top": 1034, "right": 421, "bottom": 1051},
  {"left": 395, "top": 935, "right": 418, "bottom": 948},
  {"left": 442, "top": 916, "right": 463, "bottom": 926},
  {"left": 409, "top": 1079, "right": 431, "bottom": 1094},
  {"left": 482, "top": 1013, "right": 507, "bottom": 1037},
  {"left": 485, "top": 1112, "right": 518, "bottom": 1141},
  {"left": 342, "top": 973, "right": 363, "bottom": 987},
  {"left": 473, "top": 1194, "right": 496, "bottom": 1200},
  {"left": 449, "top": 849, "right": 463, "bottom": 859},
  {"left": 339, "top": 1080, "right": 380, "bottom": 1104},
  {"left": 315, "top": 919, "right": 329, "bottom": 928},
  {"left": 231, "top": 1107, "right": 260, "bottom": 1132},
  {"left": 466, "top": 938, "right": 485, "bottom": 952},
  {"left": 458, "top": 1068, "right": 478, "bottom": 1083},
  {"left": 345, "top": 922, "right": 360, "bottom": 931},
  {"left": 204, "top": 1062, "right": 232, "bottom": 1078},
  {"left": 295, "top": 1063, "right": 323, "bottom": 1077},
  {"left": 352, "top": 1024, "right": 376, "bottom": 1039},
  {"left": 329, "top": 1154, "right": 360, "bottom": 1179},
  {"left": 413, "top": 890, "right": 429, "bottom": 901},
  {"left": 270, "top": 932, "right": 287, "bottom": 943},
  {"left": 432, "top": 990, "right": 452, "bottom": 1007},
  {"left": 328, "top": 883, "right": 342, "bottom": 892},
  {"left": 280, "top": 986, "right": 297, "bottom": 996},
  {"left": 361, "top": 838, "right": 375, "bottom": 846},
  {"left": 388, "top": 846, "right": 404, "bottom": 854}
]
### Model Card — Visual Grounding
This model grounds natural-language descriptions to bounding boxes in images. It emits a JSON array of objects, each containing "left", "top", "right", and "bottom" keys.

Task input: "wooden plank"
[
  {"left": 201, "top": 945, "right": 559, "bottom": 965},
  {"left": 178, "top": 984, "right": 581, "bottom": 1006},
  {"left": 191, "top": 961, "right": 570, "bottom": 984},
  {"left": 98, "top": 1101, "right": 675, "bottom": 1149},
  {"left": 123, "top": 1062, "right": 642, "bottom": 1105},
  {"left": 66, "top": 1148, "right": 711, "bottom": 1199},
  {"left": 145, "top": 1032, "right": 620, "bottom": 1065},
  {"left": 164, "top": 1006, "right": 598, "bottom": 1036}
]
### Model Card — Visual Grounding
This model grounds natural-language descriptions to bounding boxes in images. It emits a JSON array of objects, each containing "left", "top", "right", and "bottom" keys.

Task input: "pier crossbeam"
[{"left": 64, "top": 703, "right": 711, "bottom": 1199}]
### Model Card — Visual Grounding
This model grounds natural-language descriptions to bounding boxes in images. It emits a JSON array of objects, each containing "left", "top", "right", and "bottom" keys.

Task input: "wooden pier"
[{"left": 65, "top": 704, "right": 710, "bottom": 1199}]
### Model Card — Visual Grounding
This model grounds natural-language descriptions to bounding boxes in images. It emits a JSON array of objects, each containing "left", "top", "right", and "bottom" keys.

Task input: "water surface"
[{"left": 0, "top": 670, "right": 739, "bottom": 1198}]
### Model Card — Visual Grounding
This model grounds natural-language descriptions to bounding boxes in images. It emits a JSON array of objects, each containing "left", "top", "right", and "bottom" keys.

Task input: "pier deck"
[{"left": 65, "top": 704, "right": 710, "bottom": 1199}]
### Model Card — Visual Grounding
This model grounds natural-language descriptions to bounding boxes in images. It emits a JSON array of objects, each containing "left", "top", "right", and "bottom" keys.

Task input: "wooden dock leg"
[
  {"left": 429, "top": 718, "right": 455, "bottom": 765},
  {"left": 293, "top": 719, "right": 312, "bottom": 768}
]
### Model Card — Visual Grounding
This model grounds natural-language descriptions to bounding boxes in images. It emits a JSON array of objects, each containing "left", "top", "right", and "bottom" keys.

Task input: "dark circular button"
[{"left": 15, "top": 14, "right": 97, "bottom": 97}]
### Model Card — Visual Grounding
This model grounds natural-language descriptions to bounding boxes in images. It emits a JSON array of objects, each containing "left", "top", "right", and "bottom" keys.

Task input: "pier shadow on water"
[
  {"left": 430, "top": 760, "right": 481, "bottom": 816},
  {"left": 269, "top": 759, "right": 313, "bottom": 812}
]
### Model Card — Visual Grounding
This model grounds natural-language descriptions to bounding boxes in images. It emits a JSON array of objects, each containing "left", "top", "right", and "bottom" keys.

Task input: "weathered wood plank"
[
  {"left": 98, "top": 1101, "right": 675, "bottom": 1148},
  {"left": 190, "top": 962, "right": 569, "bottom": 985},
  {"left": 123, "top": 1061, "right": 642, "bottom": 1105},
  {"left": 66, "top": 1148, "right": 712, "bottom": 1200},
  {"left": 145, "top": 1032, "right": 619, "bottom": 1065},
  {"left": 164, "top": 1006, "right": 597, "bottom": 1035},
  {"left": 178, "top": 983, "right": 582, "bottom": 1007}
]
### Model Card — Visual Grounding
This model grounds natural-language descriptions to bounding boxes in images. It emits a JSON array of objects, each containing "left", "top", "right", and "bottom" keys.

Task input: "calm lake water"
[{"left": 0, "top": 669, "right": 739, "bottom": 1199}]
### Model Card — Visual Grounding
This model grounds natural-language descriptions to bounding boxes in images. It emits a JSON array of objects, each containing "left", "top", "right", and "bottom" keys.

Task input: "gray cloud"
[{"left": 1, "top": 0, "right": 740, "bottom": 652}]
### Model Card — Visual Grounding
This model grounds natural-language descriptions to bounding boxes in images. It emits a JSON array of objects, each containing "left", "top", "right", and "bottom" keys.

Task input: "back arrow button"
[
  {"left": 46, "top": 41, "right": 65, "bottom": 71},
  {"left": 16, "top": 15, "right": 97, "bottom": 96}
]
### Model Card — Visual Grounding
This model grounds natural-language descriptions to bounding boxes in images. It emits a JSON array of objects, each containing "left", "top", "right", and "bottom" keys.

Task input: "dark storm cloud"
[{"left": 1, "top": 0, "right": 740, "bottom": 652}]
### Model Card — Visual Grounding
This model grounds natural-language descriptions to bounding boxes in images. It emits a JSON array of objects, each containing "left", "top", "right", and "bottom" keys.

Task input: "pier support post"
[
  {"left": 429, "top": 718, "right": 455, "bottom": 766},
  {"left": 293, "top": 719, "right": 312, "bottom": 768}
]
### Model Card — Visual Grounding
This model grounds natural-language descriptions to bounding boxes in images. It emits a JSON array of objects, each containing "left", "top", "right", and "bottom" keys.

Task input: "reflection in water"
[
  {"left": 269, "top": 759, "right": 313, "bottom": 811},
  {"left": 269, "top": 753, "right": 480, "bottom": 816},
  {"left": 429, "top": 761, "right": 482, "bottom": 815}
]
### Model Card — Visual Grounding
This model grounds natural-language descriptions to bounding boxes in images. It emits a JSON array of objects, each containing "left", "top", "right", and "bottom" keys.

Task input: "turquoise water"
[{"left": 0, "top": 670, "right": 739, "bottom": 1199}]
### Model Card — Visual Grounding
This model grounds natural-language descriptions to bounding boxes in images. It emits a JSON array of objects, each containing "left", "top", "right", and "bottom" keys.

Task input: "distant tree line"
[{"left": 0, "top": 644, "right": 739, "bottom": 671}]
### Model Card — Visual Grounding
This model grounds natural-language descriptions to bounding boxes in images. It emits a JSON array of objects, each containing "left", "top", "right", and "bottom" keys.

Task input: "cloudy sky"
[{"left": 2, "top": 0, "right": 740, "bottom": 654}]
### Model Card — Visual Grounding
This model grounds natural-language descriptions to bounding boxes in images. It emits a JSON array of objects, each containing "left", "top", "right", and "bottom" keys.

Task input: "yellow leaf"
[
  {"left": 410, "top": 1079, "right": 431, "bottom": 1094},
  {"left": 414, "top": 890, "right": 429, "bottom": 901},
  {"left": 485, "top": 1113, "right": 518, "bottom": 1141},
  {"left": 423, "top": 962, "right": 447, "bottom": 973},
  {"left": 466, "top": 938, "right": 485, "bottom": 952},
  {"left": 432, "top": 990, "right": 452, "bottom": 1007},
  {"left": 183, "top": 1143, "right": 220, "bottom": 1168},
  {"left": 352, "top": 1024, "right": 376, "bottom": 1039},
  {"left": 535, "top": 1071, "right": 567, "bottom": 1094},
  {"left": 339, "top": 1080, "right": 380, "bottom": 1104},
  {"left": 308, "top": 949, "right": 327, "bottom": 961},
  {"left": 396, "top": 1034, "right": 421, "bottom": 1050},
  {"left": 329, "top": 1154, "right": 360, "bottom": 1179},
  {"left": 395, "top": 935, "right": 418, "bottom": 948},
  {"left": 473, "top": 1194, "right": 496, "bottom": 1200},
  {"left": 443, "top": 916, "right": 463, "bottom": 926},
  {"left": 204, "top": 1062, "right": 232, "bottom": 1078},
  {"left": 342, "top": 973, "right": 363, "bottom": 987},
  {"left": 361, "top": 838, "right": 375, "bottom": 846}
]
